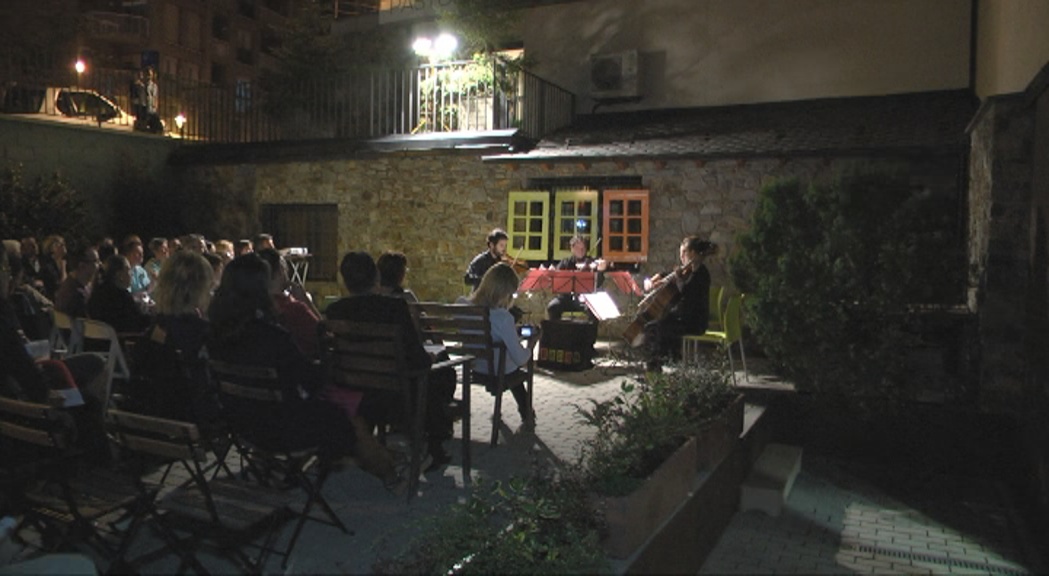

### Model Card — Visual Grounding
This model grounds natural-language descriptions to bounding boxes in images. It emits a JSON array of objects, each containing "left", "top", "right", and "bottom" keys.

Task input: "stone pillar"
[{"left": 967, "top": 94, "right": 1034, "bottom": 412}]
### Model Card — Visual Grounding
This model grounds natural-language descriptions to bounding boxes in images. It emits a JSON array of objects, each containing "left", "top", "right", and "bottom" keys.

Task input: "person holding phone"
[{"left": 466, "top": 263, "right": 541, "bottom": 421}]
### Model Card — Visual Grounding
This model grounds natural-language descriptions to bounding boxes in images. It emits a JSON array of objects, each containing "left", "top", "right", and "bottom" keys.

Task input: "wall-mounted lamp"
[
  {"left": 412, "top": 33, "right": 458, "bottom": 62},
  {"left": 175, "top": 113, "right": 186, "bottom": 138}
]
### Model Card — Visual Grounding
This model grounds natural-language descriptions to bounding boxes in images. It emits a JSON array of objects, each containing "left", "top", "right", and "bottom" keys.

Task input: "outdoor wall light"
[
  {"left": 175, "top": 113, "right": 186, "bottom": 137},
  {"left": 74, "top": 60, "right": 86, "bottom": 74},
  {"left": 412, "top": 33, "right": 458, "bottom": 61}
]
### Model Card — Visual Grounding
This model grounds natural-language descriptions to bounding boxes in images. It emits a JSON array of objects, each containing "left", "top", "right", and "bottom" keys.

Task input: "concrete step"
[{"left": 740, "top": 443, "right": 803, "bottom": 517}]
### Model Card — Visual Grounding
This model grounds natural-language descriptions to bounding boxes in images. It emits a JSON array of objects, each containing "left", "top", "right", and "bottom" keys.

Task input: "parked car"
[{"left": 2, "top": 85, "right": 134, "bottom": 127}]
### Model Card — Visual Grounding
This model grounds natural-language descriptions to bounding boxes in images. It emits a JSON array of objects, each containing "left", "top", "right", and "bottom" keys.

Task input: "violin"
[{"left": 502, "top": 249, "right": 530, "bottom": 276}]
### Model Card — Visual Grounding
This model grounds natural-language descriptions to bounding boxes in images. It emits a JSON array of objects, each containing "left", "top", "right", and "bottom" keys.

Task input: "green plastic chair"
[
  {"left": 681, "top": 293, "right": 748, "bottom": 384},
  {"left": 708, "top": 285, "right": 725, "bottom": 330}
]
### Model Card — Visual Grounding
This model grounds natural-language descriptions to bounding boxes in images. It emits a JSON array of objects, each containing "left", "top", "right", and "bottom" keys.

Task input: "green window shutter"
[
  {"left": 506, "top": 191, "right": 549, "bottom": 261},
  {"left": 552, "top": 189, "right": 599, "bottom": 260}
]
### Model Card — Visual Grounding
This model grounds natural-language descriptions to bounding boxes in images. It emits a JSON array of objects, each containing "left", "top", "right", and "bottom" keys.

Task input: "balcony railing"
[
  {"left": 0, "top": 59, "right": 575, "bottom": 145},
  {"left": 82, "top": 11, "right": 150, "bottom": 44}
]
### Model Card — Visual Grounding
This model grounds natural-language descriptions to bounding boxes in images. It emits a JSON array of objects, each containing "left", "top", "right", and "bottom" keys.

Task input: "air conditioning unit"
[{"left": 589, "top": 50, "right": 641, "bottom": 100}]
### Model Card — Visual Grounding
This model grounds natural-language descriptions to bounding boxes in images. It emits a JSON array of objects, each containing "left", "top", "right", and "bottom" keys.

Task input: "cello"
[{"left": 622, "top": 243, "right": 717, "bottom": 348}]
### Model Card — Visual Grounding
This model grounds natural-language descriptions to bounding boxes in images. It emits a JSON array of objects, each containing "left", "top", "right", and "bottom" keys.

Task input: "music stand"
[
  {"left": 580, "top": 292, "right": 621, "bottom": 321},
  {"left": 520, "top": 268, "right": 550, "bottom": 292},
  {"left": 550, "top": 270, "right": 596, "bottom": 294},
  {"left": 605, "top": 271, "right": 643, "bottom": 296}
]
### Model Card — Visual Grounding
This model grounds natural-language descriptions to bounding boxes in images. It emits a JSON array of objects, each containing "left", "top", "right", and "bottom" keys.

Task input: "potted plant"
[
  {"left": 373, "top": 472, "right": 609, "bottom": 574},
  {"left": 671, "top": 361, "right": 746, "bottom": 472},
  {"left": 574, "top": 359, "right": 740, "bottom": 559}
]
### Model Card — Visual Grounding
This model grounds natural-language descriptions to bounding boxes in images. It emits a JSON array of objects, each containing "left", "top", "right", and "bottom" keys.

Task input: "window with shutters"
[
  {"left": 552, "top": 189, "right": 599, "bottom": 260},
  {"left": 603, "top": 189, "right": 649, "bottom": 263},
  {"left": 505, "top": 191, "right": 549, "bottom": 261}
]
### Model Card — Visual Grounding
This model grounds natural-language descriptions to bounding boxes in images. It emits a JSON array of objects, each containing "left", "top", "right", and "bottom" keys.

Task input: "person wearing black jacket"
[{"left": 643, "top": 236, "right": 716, "bottom": 372}]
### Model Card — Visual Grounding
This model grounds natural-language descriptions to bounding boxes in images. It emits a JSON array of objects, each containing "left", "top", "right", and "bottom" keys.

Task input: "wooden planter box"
[
  {"left": 599, "top": 436, "right": 698, "bottom": 559},
  {"left": 694, "top": 393, "right": 745, "bottom": 472}
]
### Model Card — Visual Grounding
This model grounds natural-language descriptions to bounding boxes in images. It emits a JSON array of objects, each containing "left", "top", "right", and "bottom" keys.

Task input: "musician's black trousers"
[
  {"left": 546, "top": 294, "right": 594, "bottom": 321},
  {"left": 644, "top": 317, "right": 688, "bottom": 371}
]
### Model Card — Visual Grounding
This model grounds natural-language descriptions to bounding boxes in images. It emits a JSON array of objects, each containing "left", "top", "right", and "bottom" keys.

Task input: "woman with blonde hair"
[
  {"left": 467, "top": 263, "right": 540, "bottom": 420},
  {"left": 130, "top": 250, "right": 217, "bottom": 424}
]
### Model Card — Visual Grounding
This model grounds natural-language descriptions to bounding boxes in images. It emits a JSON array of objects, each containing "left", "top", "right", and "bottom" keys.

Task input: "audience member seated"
[
  {"left": 326, "top": 251, "right": 456, "bottom": 469},
  {"left": 258, "top": 248, "right": 320, "bottom": 358},
  {"left": 6, "top": 252, "right": 53, "bottom": 341},
  {"left": 37, "top": 234, "right": 67, "bottom": 301},
  {"left": 377, "top": 250, "right": 419, "bottom": 303},
  {"left": 144, "top": 237, "right": 170, "bottom": 283},
  {"left": 209, "top": 254, "right": 398, "bottom": 487},
  {"left": 213, "top": 239, "right": 235, "bottom": 263},
  {"left": 87, "top": 254, "right": 151, "bottom": 334},
  {"left": 465, "top": 263, "right": 540, "bottom": 421},
  {"left": 180, "top": 233, "right": 208, "bottom": 254},
  {"left": 121, "top": 238, "right": 151, "bottom": 297},
  {"left": 54, "top": 247, "right": 100, "bottom": 319},
  {"left": 252, "top": 233, "right": 275, "bottom": 252},
  {"left": 0, "top": 253, "right": 109, "bottom": 464},
  {"left": 128, "top": 251, "right": 218, "bottom": 426},
  {"left": 19, "top": 236, "right": 44, "bottom": 292},
  {"left": 234, "top": 238, "right": 253, "bottom": 257}
]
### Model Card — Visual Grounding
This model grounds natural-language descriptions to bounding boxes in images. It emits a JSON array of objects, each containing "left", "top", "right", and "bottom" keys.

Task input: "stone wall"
[
  {"left": 967, "top": 95, "right": 1034, "bottom": 411},
  {"left": 179, "top": 150, "right": 964, "bottom": 326}
]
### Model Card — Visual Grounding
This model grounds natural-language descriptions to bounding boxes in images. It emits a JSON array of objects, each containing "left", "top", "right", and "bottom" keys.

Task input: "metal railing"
[{"left": 0, "top": 59, "right": 575, "bottom": 144}]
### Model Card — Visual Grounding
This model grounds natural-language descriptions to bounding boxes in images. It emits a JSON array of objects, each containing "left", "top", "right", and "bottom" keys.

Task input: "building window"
[
  {"left": 259, "top": 204, "right": 339, "bottom": 281},
  {"left": 235, "top": 79, "right": 252, "bottom": 112},
  {"left": 603, "top": 189, "right": 649, "bottom": 263},
  {"left": 506, "top": 191, "right": 549, "bottom": 261},
  {"left": 552, "top": 189, "right": 599, "bottom": 260}
]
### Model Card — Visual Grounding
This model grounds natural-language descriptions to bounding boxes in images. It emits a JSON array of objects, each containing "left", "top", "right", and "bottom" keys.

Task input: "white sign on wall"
[{"left": 379, "top": 0, "right": 457, "bottom": 24}]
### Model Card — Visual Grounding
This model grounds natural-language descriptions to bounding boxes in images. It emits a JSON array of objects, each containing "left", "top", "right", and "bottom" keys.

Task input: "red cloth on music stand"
[
  {"left": 549, "top": 271, "right": 596, "bottom": 294},
  {"left": 520, "top": 268, "right": 550, "bottom": 291}
]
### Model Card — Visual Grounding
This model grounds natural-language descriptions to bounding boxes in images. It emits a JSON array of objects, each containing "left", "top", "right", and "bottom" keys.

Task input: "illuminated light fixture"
[
  {"left": 175, "top": 113, "right": 186, "bottom": 129},
  {"left": 74, "top": 59, "right": 86, "bottom": 74},
  {"left": 413, "top": 33, "right": 458, "bottom": 61}
]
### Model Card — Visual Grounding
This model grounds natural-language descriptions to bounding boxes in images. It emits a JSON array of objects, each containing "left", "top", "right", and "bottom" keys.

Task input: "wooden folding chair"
[
  {"left": 0, "top": 397, "right": 138, "bottom": 569},
  {"left": 319, "top": 320, "right": 431, "bottom": 500},
  {"left": 80, "top": 319, "right": 132, "bottom": 408},
  {"left": 209, "top": 359, "right": 350, "bottom": 569},
  {"left": 106, "top": 408, "right": 294, "bottom": 574},
  {"left": 410, "top": 302, "right": 534, "bottom": 449}
]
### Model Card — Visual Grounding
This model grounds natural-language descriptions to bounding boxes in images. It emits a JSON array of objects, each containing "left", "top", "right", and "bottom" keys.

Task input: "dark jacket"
[{"left": 87, "top": 281, "right": 150, "bottom": 334}]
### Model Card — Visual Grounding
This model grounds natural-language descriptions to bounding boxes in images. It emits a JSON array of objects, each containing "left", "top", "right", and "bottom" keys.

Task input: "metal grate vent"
[{"left": 850, "top": 544, "right": 1027, "bottom": 575}]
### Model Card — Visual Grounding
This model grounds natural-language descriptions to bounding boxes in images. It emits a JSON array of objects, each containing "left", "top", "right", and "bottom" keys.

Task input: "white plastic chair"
[
  {"left": 79, "top": 318, "right": 132, "bottom": 407},
  {"left": 49, "top": 310, "right": 83, "bottom": 357}
]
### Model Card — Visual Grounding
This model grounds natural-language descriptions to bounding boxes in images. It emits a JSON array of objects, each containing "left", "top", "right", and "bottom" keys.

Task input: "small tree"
[{"left": 730, "top": 170, "right": 965, "bottom": 400}]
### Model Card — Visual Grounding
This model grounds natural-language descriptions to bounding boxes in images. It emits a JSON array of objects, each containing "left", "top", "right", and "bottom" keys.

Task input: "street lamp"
[
  {"left": 74, "top": 59, "right": 85, "bottom": 89},
  {"left": 175, "top": 113, "right": 186, "bottom": 138}
]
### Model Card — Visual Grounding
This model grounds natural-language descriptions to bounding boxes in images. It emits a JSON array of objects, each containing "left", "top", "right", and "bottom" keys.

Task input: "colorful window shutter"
[
  {"left": 552, "top": 189, "right": 600, "bottom": 260},
  {"left": 507, "top": 191, "right": 550, "bottom": 261},
  {"left": 603, "top": 189, "right": 650, "bottom": 263}
]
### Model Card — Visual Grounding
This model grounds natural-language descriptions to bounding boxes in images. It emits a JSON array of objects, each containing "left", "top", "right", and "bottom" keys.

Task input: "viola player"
[
  {"left": 546, "top": 235, "right": 607, "bottom": 320},
  {"left": 642, "top": 236, "right": 716, "bottom": 373}
]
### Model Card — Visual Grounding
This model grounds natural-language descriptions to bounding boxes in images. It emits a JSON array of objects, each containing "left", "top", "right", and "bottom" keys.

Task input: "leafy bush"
[
  {"left": 730, "top": 171, "right": 965, "bottom": 398},
  {"left": 575, "top": 360, "right": 736, "bottom": 496},
  {"left": 0, "top": 163, "right": 94, "bottom": 248},
  {"left": 374, "top": 472, "right": 608, "bottom": 575}
]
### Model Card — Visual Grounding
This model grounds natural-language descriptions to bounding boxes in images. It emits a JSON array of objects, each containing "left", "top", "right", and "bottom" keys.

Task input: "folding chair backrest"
[
  {"left": 107, "top": 409, "right": 203, "bottom": 463},
  {"left": 206, "top": 361, "right": 281, "bottom": 406},
  {"left": 0, "top": 396, "right": 72, "bottom": 454},
  {"left": 709, "top": 285, "right": 724, "bottom": 328},
  {"left": 319, "top": 320, "right": 416, "bottom": 392},
  {"left": 410, "top": 302, "right": 500, "bottom": 373},
  {"left": 49, "top": 310, "right": 82, "bottom": 355}
]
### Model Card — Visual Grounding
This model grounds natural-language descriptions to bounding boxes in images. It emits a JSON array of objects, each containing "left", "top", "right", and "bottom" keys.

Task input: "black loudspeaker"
[{"left": 537, "top": 319, "right": 597, "bottom": 371}]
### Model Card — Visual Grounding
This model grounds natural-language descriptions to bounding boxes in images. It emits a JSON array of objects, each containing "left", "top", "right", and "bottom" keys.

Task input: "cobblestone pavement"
[
  {"left": 8, "top": 347, "right": 1041, "bottom": 575},
  {"left": 700, "top": 453, "right": 1038, "bottom": 575}
]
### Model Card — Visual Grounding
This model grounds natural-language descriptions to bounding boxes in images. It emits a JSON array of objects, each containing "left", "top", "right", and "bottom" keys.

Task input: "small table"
[{"left": 428, "top": 349, "right": 475, "bottom": 483}]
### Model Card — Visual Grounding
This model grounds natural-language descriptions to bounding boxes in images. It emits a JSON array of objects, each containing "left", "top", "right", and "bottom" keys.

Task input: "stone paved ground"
[{"left": 7, "top": 346, "right": 1042, "bottom": 575}]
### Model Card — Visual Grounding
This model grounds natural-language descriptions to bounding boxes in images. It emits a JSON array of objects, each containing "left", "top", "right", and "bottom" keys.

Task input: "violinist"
[
  {"left": 464, "top": 228, "right": 510, "bottom": 291},
  {"left": 547, "top": 235, "right": 608, "bottom": 320},
  {"left": 642, "top": 236, "right": 715, "bottom": 373}
]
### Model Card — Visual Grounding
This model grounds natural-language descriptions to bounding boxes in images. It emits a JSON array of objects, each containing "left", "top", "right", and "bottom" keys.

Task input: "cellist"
[{"left": 642, "top": 236, "right": 716, "bottom": 373}]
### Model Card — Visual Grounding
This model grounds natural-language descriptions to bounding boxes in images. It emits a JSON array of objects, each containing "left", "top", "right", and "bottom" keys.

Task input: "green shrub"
[
  {"left": 575, "top": 360, "right": 736, "bottom": 496},
  {"left": 374, "top": 472, "right": 608, "bottom": 575},
  {"left": 0, "top": 163, "right": 94, "bottom": 248},
  {"left": 730, "top": 171, "right": 965, "bottom": 398}
]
